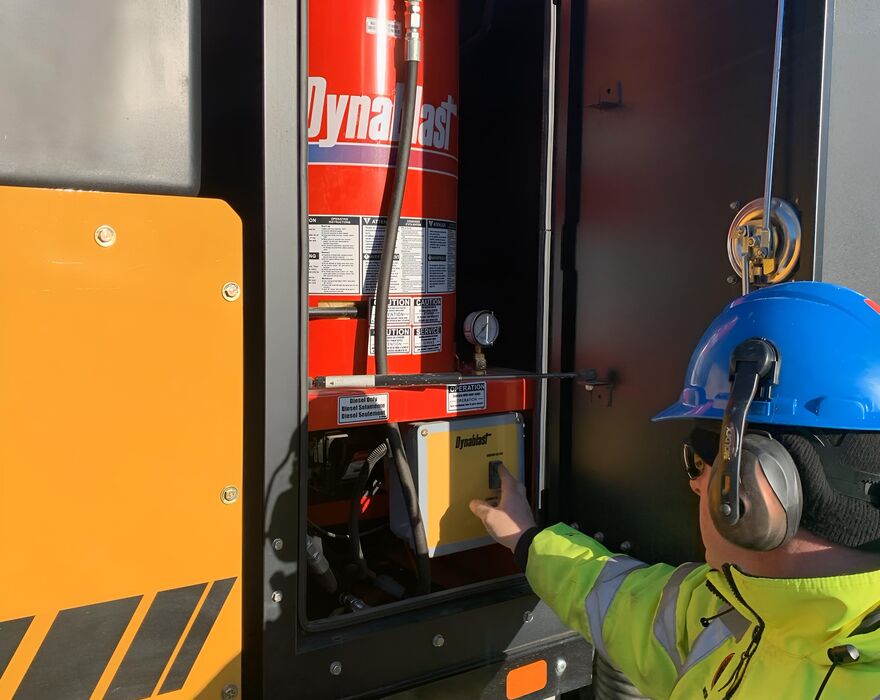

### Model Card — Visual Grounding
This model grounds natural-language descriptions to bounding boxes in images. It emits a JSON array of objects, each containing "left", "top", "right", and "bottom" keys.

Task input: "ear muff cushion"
[
  {"left": 745, "top": 434, "right": 803, "bottom": 543},
  {"left": 709, "top": 434, "right": 802, "bottom": 551},
  {"left": 775, "top": 432, "right": 880, "bottom": 547}
]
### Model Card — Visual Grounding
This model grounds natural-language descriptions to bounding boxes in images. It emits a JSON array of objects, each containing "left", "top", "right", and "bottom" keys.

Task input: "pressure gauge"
[{"left": 463, "top": 310, "right": 500, "bottom": 348}]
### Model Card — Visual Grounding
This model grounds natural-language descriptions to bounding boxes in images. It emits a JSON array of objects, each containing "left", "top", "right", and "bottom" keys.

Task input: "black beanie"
[{"left": 774, "top": 431, "right": 880, "bottom": 548}]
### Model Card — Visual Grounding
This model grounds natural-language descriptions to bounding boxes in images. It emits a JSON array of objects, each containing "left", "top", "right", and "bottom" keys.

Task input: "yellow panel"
[
  {"left": 425, "top": 415, "right": 524, "bottom": 555},
  {"left": 0, "top": 186, "right": 242, "bottom": 699}
]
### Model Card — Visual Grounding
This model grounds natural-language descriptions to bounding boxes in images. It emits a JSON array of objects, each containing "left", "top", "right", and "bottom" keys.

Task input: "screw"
[
  {"left": 727, "top": 275, "right": 737, "bottom": 285},
  {"left": 271, "top": 590, "right": 283, "bottom": 603},
  {"left": 620, "top": 540, "right": 633, "bottom": 552},
  {"left": 556, "top": 658, "right": 567, "bottom": 676},
  {"left": 721, "top": 503, "right": 732, "bottom": 517},
  {"left": 330, "top": 661, "right": 342, "bottom": 676},
  {"left": 420, "top": 428, "right": 429, "bottom": 437},
  {"left": 221, "top": 486, "right": 239, "bottom": 504},
  {"left": 729, "top": 200, "right": 741, "bottom": 211},
  {"left": 95, "top": 225, "right": 117, "bottom": 247},
  {"left": 515, "top": 414, "right": 522, "bottom": 423},
  {"left": 593, "top": 531, "right": 604, "bottom": 542},
  {"left": 432, "top": 634, "right": 445, "bottom": 647},
  {"left": 222, "top": 282, "right": 241, "bottom": 301},
  {"left": 272, "top": 538, "right": 284, "bottom": 551},
  {"left": 569, "top": 522, "right": 580, "bottom": 531},
  {"left": 221, "top": 684, "right": 239, "bottom": 700},
  {"left": 523, "top": 610, "right": 533, "bottom": 623}
]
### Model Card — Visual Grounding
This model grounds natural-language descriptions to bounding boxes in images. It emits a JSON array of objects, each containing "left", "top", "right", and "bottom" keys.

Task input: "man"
[{"left": 471, "top": 282, "right": 880, "bottom": 698}]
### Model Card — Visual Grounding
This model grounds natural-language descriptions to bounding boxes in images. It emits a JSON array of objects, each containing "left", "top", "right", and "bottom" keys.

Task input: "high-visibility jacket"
[{"left": 526, "top": 523, "right": 880, "bottom": 699}]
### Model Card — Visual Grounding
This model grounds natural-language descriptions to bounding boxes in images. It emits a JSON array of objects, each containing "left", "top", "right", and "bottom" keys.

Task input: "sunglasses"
[{"left": 682, "top": 443, "right": 708, "bottom": 480}]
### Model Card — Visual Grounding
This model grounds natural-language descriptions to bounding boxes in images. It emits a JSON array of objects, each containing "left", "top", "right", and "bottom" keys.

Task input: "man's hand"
[{"left": 469, "top": 463, "right": 536, "bottom": 552}]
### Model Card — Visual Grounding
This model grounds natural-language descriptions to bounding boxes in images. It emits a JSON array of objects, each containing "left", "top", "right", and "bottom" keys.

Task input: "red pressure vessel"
[{"left": 307, "top": 0, "right": 459, "bottom": 378}]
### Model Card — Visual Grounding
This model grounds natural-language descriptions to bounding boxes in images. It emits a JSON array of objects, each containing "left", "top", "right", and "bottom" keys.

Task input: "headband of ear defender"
[{"left": 708, "top": 338, "right": 803, "bottom": 551}]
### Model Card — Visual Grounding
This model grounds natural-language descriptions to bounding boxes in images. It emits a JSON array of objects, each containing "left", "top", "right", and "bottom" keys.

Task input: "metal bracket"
[
  {"left": 576, "top": 369, "right": 615, "bottom": 407},
  {"left": 587, "top": 82, "right": 623, "bottom": 110}
]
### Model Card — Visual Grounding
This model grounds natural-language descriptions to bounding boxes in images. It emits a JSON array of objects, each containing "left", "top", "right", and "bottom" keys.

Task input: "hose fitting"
[{"left": 406, "top": 0, "right": 422, "bottom": 62}]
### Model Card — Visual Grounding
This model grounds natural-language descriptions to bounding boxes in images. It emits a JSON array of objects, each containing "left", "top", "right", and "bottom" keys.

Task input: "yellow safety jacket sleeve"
[{"left": 525, "top": 523, "right": 714, "bottom": 699}]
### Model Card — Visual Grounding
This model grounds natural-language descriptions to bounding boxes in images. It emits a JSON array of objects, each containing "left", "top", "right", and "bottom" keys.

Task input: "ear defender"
[{"left": 708, "top": 338, "right": 803, "bottom": 551}]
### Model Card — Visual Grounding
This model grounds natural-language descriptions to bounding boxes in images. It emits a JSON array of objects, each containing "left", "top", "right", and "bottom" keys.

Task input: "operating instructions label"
[
  {"left": 308, "top": 214, "right": 456, "bottom": 295},
  {"left": 446, "top": 382, "right": 487, "bottom": 413},
  {"left": 338, "top": 394, "right": 390, "bottom": 424}
]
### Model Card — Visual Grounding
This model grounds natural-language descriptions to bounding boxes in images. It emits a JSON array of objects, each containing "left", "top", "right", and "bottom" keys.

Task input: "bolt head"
[
  {"left": 620, "top": 540, "right": 633, "bottom": 552},
  {"left": 432, "top": 634, "right": 445, "bottom": 647},
  {"left": 272, "top": 538, "right": 284, "bottom": 551},
  {"left": 222, "top": 282, "right": 241, "bottom": 301},
  {"left": 330, "top": 661, "right": 342, "bottom": 676},
  {"left": 420, "top": 428, "right": 429, "bottom": 437},
  {"left": 95, "top": 225, "right": 117, "bottom": 247},
  {"left": 727, "top": 275, "right": 737, "bottom": 284},
  {"left": 729, "top": 200, "right": 741, "bottom": 211},
  {"left": 221, "top": 684, "right": 239, "bottom": 700},
  {"left": 556, "top": 658, "right": 567, "bottom": 676},
  {"left": 523, "top": 610, "right": 533, "bottom": 623},
  {"left": 271, "top": 590, "right": 283, "bottom": 603},
  {"left": 221, "top": 486, "right": 239, "bottom": 504},
  {"left": 592, "top": 531, "right": 604, "bottom": 542}
]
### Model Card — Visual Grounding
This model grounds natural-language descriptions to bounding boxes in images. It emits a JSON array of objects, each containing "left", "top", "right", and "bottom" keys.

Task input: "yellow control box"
[{"left": 391, "top": 413, "right": 525, "bottom": 557}]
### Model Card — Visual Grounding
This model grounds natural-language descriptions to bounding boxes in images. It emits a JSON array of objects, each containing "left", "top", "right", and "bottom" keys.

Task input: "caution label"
[
  {"left": 369, "top": 296, "right": 413, "bottom": 326},
  {"left": 446, "top": 382, "right": 487, "bottom": 413},
  {"left": 368, "top": 327, "right": 412, "bottom": 355},
  {"left": 338, "top": 394, "right": 390, "bottom": 424},
  {"left": 413, "top": 296, "right": 442, "bottom": 326},
  {"left": 413, "top": 325, "right": 443, "bottom": 355}
]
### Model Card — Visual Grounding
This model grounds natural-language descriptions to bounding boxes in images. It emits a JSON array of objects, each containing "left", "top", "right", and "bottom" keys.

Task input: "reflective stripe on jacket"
[{"left": 526, "top": 523, "right": 880, "bottom": 699}]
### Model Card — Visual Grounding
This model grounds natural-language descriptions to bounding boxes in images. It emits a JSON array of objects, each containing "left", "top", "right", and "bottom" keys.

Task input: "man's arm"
[{"left": 471, "top": 467, "right": 711, "bottom": 699}]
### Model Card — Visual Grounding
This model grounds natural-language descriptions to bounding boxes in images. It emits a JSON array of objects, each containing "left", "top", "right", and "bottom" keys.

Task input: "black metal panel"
[{"left": 562, "top": 0, "right": 824, "bottom": 564}]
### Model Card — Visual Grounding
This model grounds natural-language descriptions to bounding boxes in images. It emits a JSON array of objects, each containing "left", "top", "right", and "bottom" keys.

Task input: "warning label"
[
  {"left": 413, "top": 296, "right": 442, "bottom": 326},
  {"left": 446, "top": 382, "right": 487, "bottom": 413},
  {"left": 308, "top": 214, "right": 456, "bottom": 296},
  {"left": 369, "top": 297, "right": 412, "bottom": 326},
  {"left": 338, "top": 394, "right": 390, "bottom": 424},
  {"left": 413, "top": 325, "right": 443, "bottom": 355},
  {"left": 368, "top": 327, "right": 412, "bottom": 355}
]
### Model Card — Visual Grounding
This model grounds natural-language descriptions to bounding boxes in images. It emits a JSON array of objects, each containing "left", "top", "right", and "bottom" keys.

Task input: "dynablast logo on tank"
[{"left": 308, "top": 76, "right": 457, "bottom": 151}]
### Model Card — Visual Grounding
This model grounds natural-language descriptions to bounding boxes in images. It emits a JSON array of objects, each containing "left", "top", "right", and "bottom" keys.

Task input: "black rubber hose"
[
  {"left": 373, "top": 58, "right": 431, "bottom": 596},
  {"left": 374, "top": 59, "right": 419, "bottom": 361},
  {"left": 349, "top": 441, "right": 389, "bottom": 577}
]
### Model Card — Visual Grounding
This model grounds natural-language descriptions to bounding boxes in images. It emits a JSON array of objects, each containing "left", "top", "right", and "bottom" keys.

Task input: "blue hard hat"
[{"left": 653, "top": 281, "right": 880, "bottom": 431}]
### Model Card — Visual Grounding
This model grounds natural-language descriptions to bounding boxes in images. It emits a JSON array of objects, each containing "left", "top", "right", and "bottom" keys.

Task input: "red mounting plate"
[{"left": 307, "top": 378, "right": 534, "bottom": 431}]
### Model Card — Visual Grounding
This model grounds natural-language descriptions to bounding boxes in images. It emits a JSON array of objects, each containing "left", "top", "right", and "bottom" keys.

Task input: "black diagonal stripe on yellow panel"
[
  {"left": 103, "top": 583, "right": 208, "bottom": 700},
  {"left": 13, "top": 596, "right": 141, "bottom": 700},
  {"left": 158, "top": 578, "right": 236, "bottom": 694},
  {"left": 0, "top": 617, "right": 33, "bottom": 679}
]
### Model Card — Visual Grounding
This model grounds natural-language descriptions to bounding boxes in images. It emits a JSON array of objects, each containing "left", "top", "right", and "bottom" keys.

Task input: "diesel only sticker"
[
  {"left": 446, "top": 382, "right": 486, "bottom": 413},
  {"left": 338, "top": 394, "right": 390, "bottom": 424}
]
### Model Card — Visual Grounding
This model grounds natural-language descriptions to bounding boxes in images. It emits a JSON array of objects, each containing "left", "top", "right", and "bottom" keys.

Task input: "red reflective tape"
[
  {"left": 866, "top": 298, "right": 880, "bottom": 315},
  {"left": 506, "top": 659, "right": 547, "bottom": 700}
]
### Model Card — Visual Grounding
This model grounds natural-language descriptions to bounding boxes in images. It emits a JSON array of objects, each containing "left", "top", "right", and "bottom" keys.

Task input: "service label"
[
  {"left": 338, "top": 394, "right": 390, "bottom": 424},
  {"left": 446, "top": 381, "right": 487, "bottom": 413}
]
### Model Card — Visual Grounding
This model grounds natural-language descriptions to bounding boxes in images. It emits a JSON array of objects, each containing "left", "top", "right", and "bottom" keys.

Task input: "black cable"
[
  {"left": 813, "top": 665, "right": 837, "bottom": 700},
  {"left": 349, "top": 441, "right": 389, "bottom": 577},
  {"left": 373, "top": 56, "right": 431, "bottom": 596}
]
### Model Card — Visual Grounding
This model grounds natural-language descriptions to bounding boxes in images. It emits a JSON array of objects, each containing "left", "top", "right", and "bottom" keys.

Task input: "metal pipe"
[
  {"left": 311, "top": 371, "right": 582, "bottom": 389},
  {"left": 308, "top": 306, "right": 359, "bottom": 319},
  {"left": 762, "top": 0, "right": 786, "bottom": 235}
]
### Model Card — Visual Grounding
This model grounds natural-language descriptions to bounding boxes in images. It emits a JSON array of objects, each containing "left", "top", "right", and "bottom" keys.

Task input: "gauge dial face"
[{"left": 463, "top": 310, "right": 499, "bottom": 347}]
